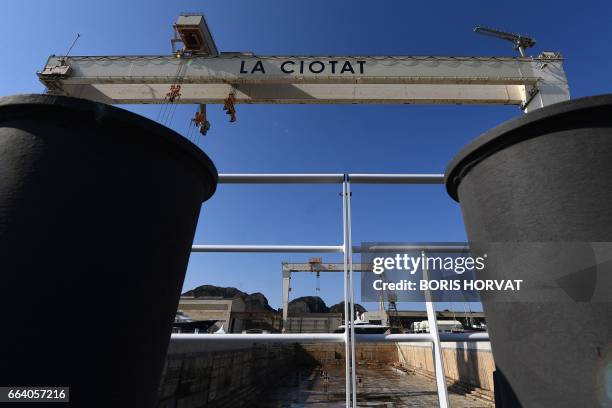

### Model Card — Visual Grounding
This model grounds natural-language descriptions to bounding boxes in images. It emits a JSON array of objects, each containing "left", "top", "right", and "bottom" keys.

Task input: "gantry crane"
[
  {"left": 37, "top": 13, "right": 570, "bottom": 136},
  {"left": 281, "top": 260, "right": 371, "bottom": 332}
]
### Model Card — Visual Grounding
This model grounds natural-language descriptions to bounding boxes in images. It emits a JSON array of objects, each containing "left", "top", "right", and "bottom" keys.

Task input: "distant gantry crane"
[
  {"left": 37, "top": 13, "right": 570, "bottom": 137},
  {"left": 281, "top": 260, "right": 371, "bottom": 332}
]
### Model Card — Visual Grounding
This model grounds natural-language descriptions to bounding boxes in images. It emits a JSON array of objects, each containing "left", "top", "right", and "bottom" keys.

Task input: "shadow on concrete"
[{"left": 449, "top": 341, "right": 481, "bottom": 396}]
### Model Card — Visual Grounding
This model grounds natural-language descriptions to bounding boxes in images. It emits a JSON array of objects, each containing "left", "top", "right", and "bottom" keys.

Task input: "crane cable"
[
  {"left": 157, "top": 56, "right": 189, "bottom": 127},
  {"left": 188, "top": 104, "right": 209, "bottom": 144},
  {"left": 186, "top": 110, "right": 199, "bottom": 143},
  {"left": 163, "top": 61, "right": 187, "bottom": 125}
]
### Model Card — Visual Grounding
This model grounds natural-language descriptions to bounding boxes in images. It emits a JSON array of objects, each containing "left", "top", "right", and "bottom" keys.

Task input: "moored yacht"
[{"left": 334, "top": 313, "right": 390, "bottom": 334}]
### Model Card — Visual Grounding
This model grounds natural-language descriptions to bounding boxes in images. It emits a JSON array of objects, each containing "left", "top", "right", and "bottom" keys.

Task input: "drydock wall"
[
  {"left": 396, "top": 342, "right": 495, "bottom": 401},
  {"left": 295, "top": 343, "right": 398, "bottom": 365},
  {"left": 157, "top": 341, "right": 494, "bottom": 407},
  {"left": 157, "top": 342, "right": 297, "bottom": 408}
]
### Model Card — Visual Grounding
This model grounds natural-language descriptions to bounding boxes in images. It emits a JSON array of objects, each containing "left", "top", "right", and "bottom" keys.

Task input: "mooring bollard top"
[
  {"left": 444, "top": 93, "right": 612, "bottom": 202},
  {"left": 0, "top": 93, "right": 219, "bottom": 201}
]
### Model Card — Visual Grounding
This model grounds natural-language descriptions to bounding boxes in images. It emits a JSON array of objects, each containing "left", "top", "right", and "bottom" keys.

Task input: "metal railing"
[{"left": 175, "top": 173, "right": 488, "bottom": 408}]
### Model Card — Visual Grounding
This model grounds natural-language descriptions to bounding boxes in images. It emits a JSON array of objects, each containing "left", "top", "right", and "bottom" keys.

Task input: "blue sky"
[{"left": 2, "top": 1, "right": 611, "bottom": 311}]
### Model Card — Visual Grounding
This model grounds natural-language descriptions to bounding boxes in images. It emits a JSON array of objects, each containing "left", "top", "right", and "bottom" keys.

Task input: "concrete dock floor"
[{"left": 256, "top": 365, "right": 492, "bottom": 407}]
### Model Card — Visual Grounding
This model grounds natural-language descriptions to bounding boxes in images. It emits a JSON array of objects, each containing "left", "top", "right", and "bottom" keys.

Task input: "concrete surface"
[{"left": 257, "top": 365, "right": 493, "bottom": 407}]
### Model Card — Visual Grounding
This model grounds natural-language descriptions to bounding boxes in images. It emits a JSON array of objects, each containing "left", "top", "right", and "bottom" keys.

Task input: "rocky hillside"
[
  {"left": 288, "top": 296, "right": 367, "bottom": 315},
  {"left": 328, "top": 301, "right": 367, "bottom": 315},
  {"left": 182, "top": 285, "right": 274, "bottom": 312},
  {"left": 183, "top": 285, "right": 368, "bottom": 314},
  {"left": 288, "top": 296, "right": 329, "bottom": 313}
]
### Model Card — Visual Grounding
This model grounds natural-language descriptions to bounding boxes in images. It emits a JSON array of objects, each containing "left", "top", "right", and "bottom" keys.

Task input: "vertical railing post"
[
  {"left": 346, "top": 178, "right": 357, "bottom": 408},
  {"left": 423, "top": 251, "right": 450, "bottom": 408},
  {"left": 342, "top": 178, "right": 352, "bottom": 407}
]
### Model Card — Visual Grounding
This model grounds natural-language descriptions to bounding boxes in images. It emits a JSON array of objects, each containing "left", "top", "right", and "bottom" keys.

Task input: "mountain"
[
  {"left": 182, "top": 285, "right": 368, "bottom": 314},
  {"left": 182, "top": 285, "right": 274, "bottom": 312},
  {"left": 328, "top": 301, "right": 367, "bottom": 315},
  {"left": 288, "top": 296, "right": 329, "bottom": 314},
  {"left": 287, "top": 297, "right": 367, "bottom": 315}
]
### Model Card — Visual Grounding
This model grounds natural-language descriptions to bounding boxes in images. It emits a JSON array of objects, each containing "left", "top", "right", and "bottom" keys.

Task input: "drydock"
[{"left": 158, "top": 341, "right": 495, "bottom": 407}]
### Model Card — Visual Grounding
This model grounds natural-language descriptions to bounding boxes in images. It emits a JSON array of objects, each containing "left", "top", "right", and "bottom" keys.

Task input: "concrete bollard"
[
  {"left": 445, "top": 94, "right": 612, "bottom": 407},
  {"left": 0, "top": 94, "right": 217, "bottom": 407}
]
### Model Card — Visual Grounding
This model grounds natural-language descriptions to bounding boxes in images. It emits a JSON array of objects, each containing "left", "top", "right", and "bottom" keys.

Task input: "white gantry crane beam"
[{"left": 38, "top": 53, "right": 569, "bottom": 111}]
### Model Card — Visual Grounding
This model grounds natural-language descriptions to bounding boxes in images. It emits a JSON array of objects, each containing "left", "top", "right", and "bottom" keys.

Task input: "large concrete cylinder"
[
  {"left": 0, "top": 94, "right": 217, "bottom": 407},
  {"left": 445, "top": 95, "right": 612, "bottom": 407}
]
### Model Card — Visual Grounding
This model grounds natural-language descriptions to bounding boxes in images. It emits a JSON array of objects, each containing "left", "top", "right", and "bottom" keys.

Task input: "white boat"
[
  {"left": 334, "top": 313, "right": 390, "bottom": 334},
  {"left": 411, "top": 319, "right": 464, "bottom": 333}
]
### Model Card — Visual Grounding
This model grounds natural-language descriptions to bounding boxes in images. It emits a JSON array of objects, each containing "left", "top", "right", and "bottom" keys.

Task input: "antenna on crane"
[
  {"left": 59, "top": 33, "right": 81, "bottom": 66},
  {"left": 65, "top": 33, "right": 81, "bottom": 57},
  {"left": 474, "top": 26, "right": 535, "bottom": 57}
]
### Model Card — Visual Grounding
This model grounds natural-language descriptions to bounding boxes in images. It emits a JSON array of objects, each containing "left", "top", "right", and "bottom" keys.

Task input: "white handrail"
[{"left": 169, "top": 332, "right": 489, "bottom": 343}]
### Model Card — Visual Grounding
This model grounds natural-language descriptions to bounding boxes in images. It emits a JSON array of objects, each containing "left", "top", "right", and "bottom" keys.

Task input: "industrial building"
[
  {"left": 178, "top": 296, "right": 246, "bottom": 333},
  {"left": 284, "top": 312, "right": 343, "bottom": 333},
  {"left": 177, "top": 295, "right": 345, "bottom": 334}
]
